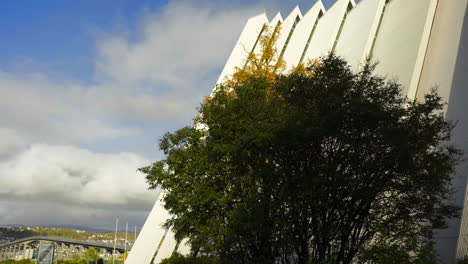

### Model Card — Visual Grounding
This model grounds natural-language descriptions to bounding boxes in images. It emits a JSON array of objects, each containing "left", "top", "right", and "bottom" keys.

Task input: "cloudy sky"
[{"left": 0, "top": 0, "right": 348, "bottom": 231}]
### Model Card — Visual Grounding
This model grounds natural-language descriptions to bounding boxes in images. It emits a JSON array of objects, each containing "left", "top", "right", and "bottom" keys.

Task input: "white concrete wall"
[
  {"left": 275, "top": 6, "right": 302, "bottom": 60},
  {"left": 303, "top": 0, "right": 355, "bottom": 62},
  {"left": 153, "top": 228, "right": 177, "bottom": 264},
  {"left": 282, "top": 1, "right": 325, "bottom": 71},
  {"left": 414, "top": 0, "right": 468, "bottom": 262},
  {"left": 450, "top": 10, "right": 468, "bottom": 260},
  {"left": 125, "top": 194, "right": 172, "bottom": 264},
  {"left": 215, "top": 13, "right": 268, "bottom": 85},
  {"left": 371, "top": 0, "right": 434, "bottom": 97},
  {"left": 251, "top": 12, "right": 282, "bottom": 58},
  {"left": 334, "top": 0, "right": 385, "bottom": 71},
  {"left": 416, "top": 0, "right": 467, "bottom": 104}
]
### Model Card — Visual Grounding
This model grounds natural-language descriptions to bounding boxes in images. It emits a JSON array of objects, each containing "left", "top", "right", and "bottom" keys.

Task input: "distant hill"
[
  {"left": 0, "top": 225, "right": 138, "bottom": 244},
  {"left": 0, "top": 224, "right": 133, "bottom": 233},
  {"left": 38, "top": 224, "right": 113, "bottom": 233}
]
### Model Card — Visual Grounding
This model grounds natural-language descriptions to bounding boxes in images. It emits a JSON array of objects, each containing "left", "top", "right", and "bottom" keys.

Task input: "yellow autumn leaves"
[
  {"left": 203, "top": 23, "right": 319, "bottom": 106},
  {"left": 229, "top": 23, "right": 319, "bottom": 86},
  {"left": 227, "top": 24, "right": 285, "bottom": 87}
]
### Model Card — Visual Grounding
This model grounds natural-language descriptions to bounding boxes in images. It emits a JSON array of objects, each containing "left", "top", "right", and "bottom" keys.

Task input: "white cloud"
[
  {"left": 0, "top": 199, "right": 151, "bottom": 230},
  {"left": 0, "top": 143, "right": 158, "bottom": 229},
  {"left": 0, "top": 144, "right": 155, "bottom": 209},
  {"left": 100, "top": 94, "right": 183, "bottom": 123},
  {"left": 0, "top": 1, "right": 261, "bottom": 146},
  {"left": 95, "top": 1, "right": 259, "bottom": 88},
  {"left": 0, "top": 128, "right": 23, "bottom": 160},
  {"left": 0, "top": 71, "right": 140, "bottom": 145},
  {"left": 0, "top": 0, "right": 262, "bottom": 227},
  {"left": 92, "top": 1, "right": 262, "bottom": 124}
]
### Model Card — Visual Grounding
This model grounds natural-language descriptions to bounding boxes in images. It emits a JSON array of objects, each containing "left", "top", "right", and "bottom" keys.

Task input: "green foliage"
[
  {"left": 160, "top": 253, "right": 221, "bottom": 264},
  {"left": 70, "top": 253, "right": 81, "bottom": 262},
  {"left": 16, "top": 261, "right": 33, "bottom": 264},
  {"left": 0, "top": 260, "right": 34, "bottom": 264},
  {"left": 57, "top": 258, "right": 87, "bottom": 264},
  {"left": 361, "top": 240, "right": 436, "bottom": 264},
  {"left": 0, "top": 253, "right": 103, "bottom": 264},
  {"left": 84, "top": 247, "right": 99, "bottom": 261},
  {"left": 56, "top": 257, "right": 105, "bottom": 264},
  {"left": 108, "top": 256, "right": 123, "bottom": 264},
  {"left": 54, "top": 252, "right": 101, "bottom": 264},
  {"left": 227, "top": 24, "right": 285, "bottom": 86},
  {"left": 141, "top": 54, "right": 461, "bottom": 264},
  {"left": 0, "top": 228, "right": 35, "bottom": 239}
]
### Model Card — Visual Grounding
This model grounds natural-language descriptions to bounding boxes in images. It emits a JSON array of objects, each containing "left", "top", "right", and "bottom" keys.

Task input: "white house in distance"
[{"left": 126, "top": 0, "right": 468, "bottom": 263}]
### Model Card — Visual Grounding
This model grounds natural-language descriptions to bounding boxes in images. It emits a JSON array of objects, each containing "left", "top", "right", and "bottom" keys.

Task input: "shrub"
[{"left": 160, "top": 253, "right": 221, "bottom": 264}]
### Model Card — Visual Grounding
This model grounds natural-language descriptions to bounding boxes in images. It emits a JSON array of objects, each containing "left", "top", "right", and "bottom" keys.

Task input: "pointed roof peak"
[
  {"left": 288, "top": 5, "right": 303, "bottom": 19},
  {"left": 314, "top": 0, "right": 326, "bottom": 11},
  {"left": 270, "top": 11, "right": 283, "bottom": 23}
]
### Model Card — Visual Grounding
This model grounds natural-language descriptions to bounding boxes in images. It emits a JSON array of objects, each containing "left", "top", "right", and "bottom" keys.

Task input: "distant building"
[{"left": 126, "top": 0, "right": 468, "bottom": 263}]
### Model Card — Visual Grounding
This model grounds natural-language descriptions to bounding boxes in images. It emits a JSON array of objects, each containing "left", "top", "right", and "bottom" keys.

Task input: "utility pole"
[
  {"left": 113, "top": 218, "right": 118, "bottom": 264},
  {"left": 124, "top": 222, "right": 128, "bottom": 262}
]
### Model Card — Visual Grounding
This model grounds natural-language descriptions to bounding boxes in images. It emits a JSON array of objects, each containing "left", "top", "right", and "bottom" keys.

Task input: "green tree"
[
  {"left": 142, "top": 52, "right": 461, "bottom": 263},
  {"left": 70, "top": 253, "right": 82, "bottom": 263},
  {"left": 84, "top": 247, "right": 99, "bottom": 262}
]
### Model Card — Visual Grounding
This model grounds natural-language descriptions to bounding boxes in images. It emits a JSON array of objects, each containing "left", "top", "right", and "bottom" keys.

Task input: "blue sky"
[
  {"left": 0, "top": 0, "right": 167, "bottom": 82},
  {"left": 0, "top": 0, "right": 339, "bottom": 86},
  {"left": 0, "top": 0, "right": 350, "bottom": 230}
]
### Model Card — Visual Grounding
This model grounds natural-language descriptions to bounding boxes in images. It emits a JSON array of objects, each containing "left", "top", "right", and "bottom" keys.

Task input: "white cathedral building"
[{"left": 126, "top": 0, "right": 468, "bottom": 263}]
